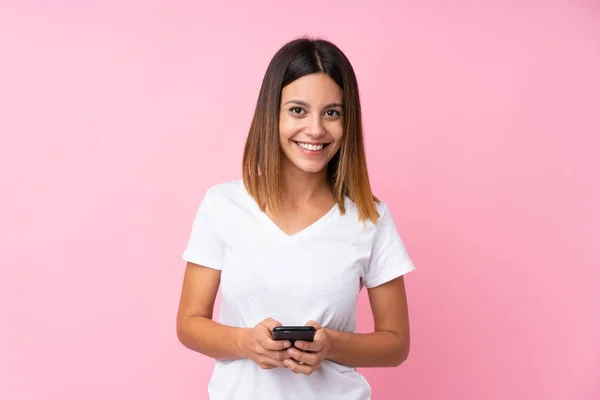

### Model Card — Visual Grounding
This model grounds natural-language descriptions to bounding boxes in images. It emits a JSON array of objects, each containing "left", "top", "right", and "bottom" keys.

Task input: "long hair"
[{"left": 242, "top": 36, "right": 380, "bottom": 224}]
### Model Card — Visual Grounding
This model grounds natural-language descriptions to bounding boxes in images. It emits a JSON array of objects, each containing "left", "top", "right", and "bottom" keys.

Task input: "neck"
[{"left": 281, "top": 161, "right": 331, "bottom": 205}]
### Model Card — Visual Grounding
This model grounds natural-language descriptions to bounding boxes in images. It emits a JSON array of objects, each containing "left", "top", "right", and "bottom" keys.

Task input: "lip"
[
  {"left": 293, "top": 140, "right": 329, "bottom": 155},
  {"left": 295, "top": 141, "right": 328, "bottom": 145}
]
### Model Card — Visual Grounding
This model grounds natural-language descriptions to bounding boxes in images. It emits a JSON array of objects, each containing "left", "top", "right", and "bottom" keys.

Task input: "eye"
[
  {"left": 289, "top": 107, "right": 305, "bottom": 115},
  {"left": 324, "top": 109, "right": 342, "bottom": 118}
]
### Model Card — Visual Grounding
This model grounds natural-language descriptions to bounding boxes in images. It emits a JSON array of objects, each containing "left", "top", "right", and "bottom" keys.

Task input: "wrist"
[
  {"left": 235, "top": 328, "right": 253, "bottom": 358},
  {"left": 323, "top": 328, "right": 339, "bottom": 360}
]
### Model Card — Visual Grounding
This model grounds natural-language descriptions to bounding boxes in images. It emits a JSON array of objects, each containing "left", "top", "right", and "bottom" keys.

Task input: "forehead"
[{"left": 281, "top": 73, "right": 343, "bottom": 103}]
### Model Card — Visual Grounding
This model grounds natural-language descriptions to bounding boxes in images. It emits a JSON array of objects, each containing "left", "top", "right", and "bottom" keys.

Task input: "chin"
[{"left": 292, "top": 160, "right": 328, "bottom": 174}]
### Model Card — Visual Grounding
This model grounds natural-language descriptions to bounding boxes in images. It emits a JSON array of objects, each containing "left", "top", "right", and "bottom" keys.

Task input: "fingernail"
[{"left": 284, "top": 342, "right": 291, "bottom": 348}]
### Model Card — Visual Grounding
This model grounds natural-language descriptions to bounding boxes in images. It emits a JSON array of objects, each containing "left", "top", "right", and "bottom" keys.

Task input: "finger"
[
  {"left": 261, "top": 338, "right": 291, "bottom": 351},
  {"left": 284, "top": 359, "right": 315, "bottom": 375},
  {"left": 287, "top": 348, "right": 320, "bottom": 366},
  {"left": 259, "top": 356, "right": 286, "bottom": 369},
  {"left": 264, "top": 349, "right": 292, "bottom": 362},
  {"left": 294, "top": 340, "right": 323, "bottom": 352}
]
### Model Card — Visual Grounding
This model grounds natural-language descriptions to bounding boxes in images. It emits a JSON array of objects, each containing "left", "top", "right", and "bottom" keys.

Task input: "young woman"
[{"left": 177, "top": 37, "right": 415, "bottom": 399}]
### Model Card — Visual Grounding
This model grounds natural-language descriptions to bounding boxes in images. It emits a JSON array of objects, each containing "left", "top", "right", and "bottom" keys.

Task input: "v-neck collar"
[
  {"left": 239, "top": 180, "right": 340, "bottom": 242},
  {"left": 258, "top": 202, "right": 339, "bottom": 241}
]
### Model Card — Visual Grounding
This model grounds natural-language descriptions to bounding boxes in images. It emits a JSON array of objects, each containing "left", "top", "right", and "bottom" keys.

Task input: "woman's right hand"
[{"left": 242, "top": 318, "right": 292, "bottom": 369}]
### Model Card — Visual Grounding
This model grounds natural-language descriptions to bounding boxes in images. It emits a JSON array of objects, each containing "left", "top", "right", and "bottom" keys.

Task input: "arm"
[
  {"left": 325, "top": 275, "right": 411, "bottom": 367},
  {"left": 176, "top": 262, "right": 249, "bottom": 360},
  {"left": 285, "top": 205, "right": 414, "bottom": 374},
  {"left": 176, "top": 262, "right": 291, "bottom": 367},
  {"left": 288, "top": 275, "right": 410, "bottom": 372}
]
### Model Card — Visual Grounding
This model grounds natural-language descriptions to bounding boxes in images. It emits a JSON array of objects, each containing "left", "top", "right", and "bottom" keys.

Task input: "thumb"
[
  {"left": 305, "top": 320, "right": 321, "bottom": 330},
  {"left": 260, "top": 317, "right": 282, "bottom": 331}
]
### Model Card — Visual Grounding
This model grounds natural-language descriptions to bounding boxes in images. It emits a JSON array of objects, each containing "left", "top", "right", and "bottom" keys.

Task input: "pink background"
[{"left": 1, "top": 1, "right": 599, "bottom": 399}]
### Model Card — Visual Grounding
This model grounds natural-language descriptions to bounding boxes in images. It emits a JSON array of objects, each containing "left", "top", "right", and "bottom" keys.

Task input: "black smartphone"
[{"left": 272, "top": 326, "right": 316, "bottom": 345}]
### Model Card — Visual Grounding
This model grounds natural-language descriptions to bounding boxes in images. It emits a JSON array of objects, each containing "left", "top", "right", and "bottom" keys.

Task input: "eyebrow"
[{"left": 283, "top": 100, "right": 344, "bottom": 109}]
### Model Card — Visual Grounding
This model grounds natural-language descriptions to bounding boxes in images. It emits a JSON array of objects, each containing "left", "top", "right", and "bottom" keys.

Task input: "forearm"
[
  {"left": 325, "top": 329, "right": 409, "bottom": 368},
  {"left": 177, "top": 315, "right": 251, "bottom": 361}
]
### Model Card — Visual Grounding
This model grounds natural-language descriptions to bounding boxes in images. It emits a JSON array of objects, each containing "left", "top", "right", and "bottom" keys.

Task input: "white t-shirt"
[{"left": 182, "top": 179, "right": 415, "bottom": 400}]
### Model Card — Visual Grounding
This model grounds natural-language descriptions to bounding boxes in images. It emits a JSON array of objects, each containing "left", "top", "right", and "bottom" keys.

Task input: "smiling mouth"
[{"left": 293, "top": 141, "right": 329, "bottom": 151}]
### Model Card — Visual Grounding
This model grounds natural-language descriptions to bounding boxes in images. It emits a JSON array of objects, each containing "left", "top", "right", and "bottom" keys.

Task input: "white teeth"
[{"left": 296, "top": 142, "right": 324, "bottom": 151}]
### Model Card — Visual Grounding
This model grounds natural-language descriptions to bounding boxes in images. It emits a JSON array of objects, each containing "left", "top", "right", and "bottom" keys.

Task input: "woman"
[{"left": 177, "top": 37, "right": 415, "bottom": 399}]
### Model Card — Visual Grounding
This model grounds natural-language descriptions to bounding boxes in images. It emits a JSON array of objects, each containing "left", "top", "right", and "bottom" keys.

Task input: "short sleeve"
[
  {"left": 181, "top": 189, "right": 225, "bottom": 270},
  {"left": 364, "top": 205, "right": 415, "bottom": 288}
]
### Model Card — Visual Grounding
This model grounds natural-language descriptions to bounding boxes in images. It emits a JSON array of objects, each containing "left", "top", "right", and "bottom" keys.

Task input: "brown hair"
[{"left": 242, "top": 37, "right": 380, "bottom": 224}]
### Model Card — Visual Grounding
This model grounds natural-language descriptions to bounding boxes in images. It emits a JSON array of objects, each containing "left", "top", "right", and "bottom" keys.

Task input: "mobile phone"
[{"left": 272, "top": 326, "right": 316, "bottom": 345}]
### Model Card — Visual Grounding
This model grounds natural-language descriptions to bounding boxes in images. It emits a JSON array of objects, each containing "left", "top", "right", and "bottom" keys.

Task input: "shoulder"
[
  {"left": 343, "top": 196, "right": 391, "bottom": 226},
  {"left": 343, "top": 197, "right": 391, "bottom": 230},
  {"left": 203, "top": 178, "right": 246, "bottom": 202},
  {"left": 199, "top": 178, "right": 256, "bottom": 221},
  {"left": 374, "top": 199, "right": 391, "bottom": 220}
]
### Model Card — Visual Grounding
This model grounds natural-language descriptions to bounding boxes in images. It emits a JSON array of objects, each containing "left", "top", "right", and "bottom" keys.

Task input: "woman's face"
[{"left": 279, "top": 72, "right": 344, "bottom": 175}]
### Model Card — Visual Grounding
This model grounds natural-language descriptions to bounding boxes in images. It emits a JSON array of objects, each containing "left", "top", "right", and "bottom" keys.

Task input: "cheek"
[
  {"left": 328, "top": 122, "right": 344, "bottom": 141},
  {"left": 278, "top": 116, "right": 295, "bottom": 140}
]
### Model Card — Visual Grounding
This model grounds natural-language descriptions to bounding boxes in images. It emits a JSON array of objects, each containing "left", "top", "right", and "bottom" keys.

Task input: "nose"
[{"left": 307, "top": 114, "right": 325, "bottom": 138}]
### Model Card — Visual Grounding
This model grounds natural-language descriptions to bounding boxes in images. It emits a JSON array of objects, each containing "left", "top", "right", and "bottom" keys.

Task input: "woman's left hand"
[{"left": 284, "top": 320, "right": 331, "bottom": 375}]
